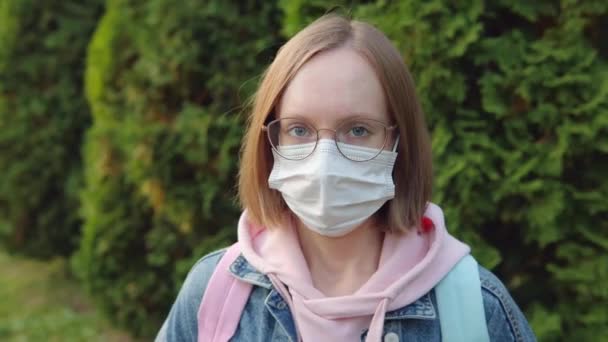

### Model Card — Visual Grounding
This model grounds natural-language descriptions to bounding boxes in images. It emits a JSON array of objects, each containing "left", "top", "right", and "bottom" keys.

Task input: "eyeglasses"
[{"left": 262, "top": 117, "right": 397, "bottom": 162}]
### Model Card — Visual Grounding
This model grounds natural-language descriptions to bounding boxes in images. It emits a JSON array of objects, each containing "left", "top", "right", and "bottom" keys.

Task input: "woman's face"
[{"left": 277, "top": 46, "right": 391, "bottom": 149}]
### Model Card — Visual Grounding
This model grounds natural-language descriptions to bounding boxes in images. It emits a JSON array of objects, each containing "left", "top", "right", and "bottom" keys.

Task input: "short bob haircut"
[{"left": 238, "top": 14, "right": 432, "bottom": 233}]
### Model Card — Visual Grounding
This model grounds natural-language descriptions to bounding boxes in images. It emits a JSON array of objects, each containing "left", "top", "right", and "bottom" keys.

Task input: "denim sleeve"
[
  {"left": 478, "top": 266, "right": 537, "bottom": 342},
  {"left": 155, "top": 248, "right": 227, "bottom": 342}
]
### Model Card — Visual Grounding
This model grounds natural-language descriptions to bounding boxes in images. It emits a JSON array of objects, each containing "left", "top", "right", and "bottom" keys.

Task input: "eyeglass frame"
[{"left": 261, "top": 116, "right": 399, "bottom": 162}]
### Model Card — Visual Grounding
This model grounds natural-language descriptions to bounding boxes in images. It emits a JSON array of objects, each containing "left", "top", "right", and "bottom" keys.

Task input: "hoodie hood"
[{"left": 238, "top": 203, "right": 470, "bottom": 342}]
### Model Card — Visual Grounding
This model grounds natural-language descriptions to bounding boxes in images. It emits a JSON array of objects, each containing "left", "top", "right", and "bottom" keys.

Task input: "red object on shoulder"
[{"left": 421, "top": 216, "right": 434, "bottom": 233}]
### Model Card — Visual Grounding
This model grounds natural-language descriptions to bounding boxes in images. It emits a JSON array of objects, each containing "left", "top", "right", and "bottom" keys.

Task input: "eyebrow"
[{"left": 279, "top": 111, "right": 379, "bottom": 119}]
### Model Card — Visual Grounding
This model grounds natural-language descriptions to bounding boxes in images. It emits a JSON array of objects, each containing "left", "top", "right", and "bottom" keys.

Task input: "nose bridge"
[
  {"left": 317, "top": 128, "right": 336, "bottom": 140},
  {"left": 316, "top": 142, "right": 334, "bottom": 187}
]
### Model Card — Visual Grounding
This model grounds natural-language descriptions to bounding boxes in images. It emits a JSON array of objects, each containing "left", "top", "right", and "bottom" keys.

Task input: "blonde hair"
[{"left": 238, "top": 14, "right": 432, "bottom": 232}]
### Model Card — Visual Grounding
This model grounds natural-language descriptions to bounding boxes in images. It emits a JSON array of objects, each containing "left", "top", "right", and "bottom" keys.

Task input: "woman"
[{"left": 157, "top": 14, "right": 536, "bottom": 342}]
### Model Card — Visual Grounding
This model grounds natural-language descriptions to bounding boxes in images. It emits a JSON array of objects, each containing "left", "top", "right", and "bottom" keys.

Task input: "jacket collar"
[
  {"left": 229, "top": 254, "right": 273, "bottom": 288},
  {"left": 229, "top": 254, "right": 436, "bottom": 320}
]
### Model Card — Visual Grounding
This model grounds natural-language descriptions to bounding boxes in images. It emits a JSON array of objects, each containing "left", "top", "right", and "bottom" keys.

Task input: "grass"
[{"left": 0, "top": 250, "right": 137, "bottom": 342}]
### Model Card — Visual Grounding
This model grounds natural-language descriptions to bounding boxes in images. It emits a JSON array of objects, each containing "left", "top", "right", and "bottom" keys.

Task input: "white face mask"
[{"left": 268, "top": 139, "right": 398, "bottom": 237}]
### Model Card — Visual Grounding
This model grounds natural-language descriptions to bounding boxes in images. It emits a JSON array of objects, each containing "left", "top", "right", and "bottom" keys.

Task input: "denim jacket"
[{"left": 157, "top": 248, "right": 536, "bottom": 342}]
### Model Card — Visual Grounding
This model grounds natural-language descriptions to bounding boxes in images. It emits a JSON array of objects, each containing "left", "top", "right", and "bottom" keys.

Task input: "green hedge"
[
  {"left": 0, "top": 0, "right": 102, "bottom": 257},
  {"left": 281, "top": 1, "right": 608, "bottom": 340},
  {"left": 74, "top": 0, "right": 281, "bottom": 336}
]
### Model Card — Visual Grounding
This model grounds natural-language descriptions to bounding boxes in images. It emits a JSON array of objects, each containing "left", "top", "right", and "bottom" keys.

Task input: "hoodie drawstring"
[{"left": 365, "top": 298, "right": 389, "bottom": 342}]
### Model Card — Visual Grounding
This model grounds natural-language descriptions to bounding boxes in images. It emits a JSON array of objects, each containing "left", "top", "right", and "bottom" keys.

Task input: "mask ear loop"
[{"left": 392, "top": 135, "right": 400, "bottom": 152}]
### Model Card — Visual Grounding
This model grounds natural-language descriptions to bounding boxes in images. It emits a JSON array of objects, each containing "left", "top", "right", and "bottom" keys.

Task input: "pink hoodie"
[{"left": 238, "top": 203, "right": 470, "bottom": 342}]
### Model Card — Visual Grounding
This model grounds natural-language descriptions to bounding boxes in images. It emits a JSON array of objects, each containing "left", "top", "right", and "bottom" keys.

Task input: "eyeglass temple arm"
[{"left": 387, "top": 126, "right": 399, "bottom": 152}]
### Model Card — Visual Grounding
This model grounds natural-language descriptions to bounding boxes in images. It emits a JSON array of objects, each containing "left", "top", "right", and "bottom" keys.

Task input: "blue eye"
[
  {"left": 288, "top": 126, "right": 310, "bottom": 137},
  {"left": 350, "top": 126, "right": 369, "bottom": 137}
]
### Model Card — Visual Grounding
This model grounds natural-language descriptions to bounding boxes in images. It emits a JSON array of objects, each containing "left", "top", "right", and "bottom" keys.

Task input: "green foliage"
[
  {"left": 74, "top": 0, "right": 281, "bottom": 337},
  {"left": 279, "top": 0, "right": 363, "bottom": 37},
  {"left": 0, "top": 0, "right": 103, "bottom": 257}
]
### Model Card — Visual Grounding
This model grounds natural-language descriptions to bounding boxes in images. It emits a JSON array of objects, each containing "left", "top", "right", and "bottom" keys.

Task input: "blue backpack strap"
[{"left": 435, "top": 255, "right": 490, "bottom": 342}]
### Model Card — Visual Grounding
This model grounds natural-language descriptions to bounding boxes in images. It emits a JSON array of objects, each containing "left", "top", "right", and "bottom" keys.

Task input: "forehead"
[{"left": 277, "top": 46, "right": 389, "bottom": 125}]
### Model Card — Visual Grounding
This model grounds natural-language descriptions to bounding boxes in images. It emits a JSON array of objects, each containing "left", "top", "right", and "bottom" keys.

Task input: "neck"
[{"left": 296, "top": 218, "right": 384, "bottom": 297}]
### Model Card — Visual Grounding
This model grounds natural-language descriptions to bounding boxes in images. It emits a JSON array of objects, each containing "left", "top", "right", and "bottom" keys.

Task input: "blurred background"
[{"left": 0, "top": 0, "right": 606, "bottom": 341}]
